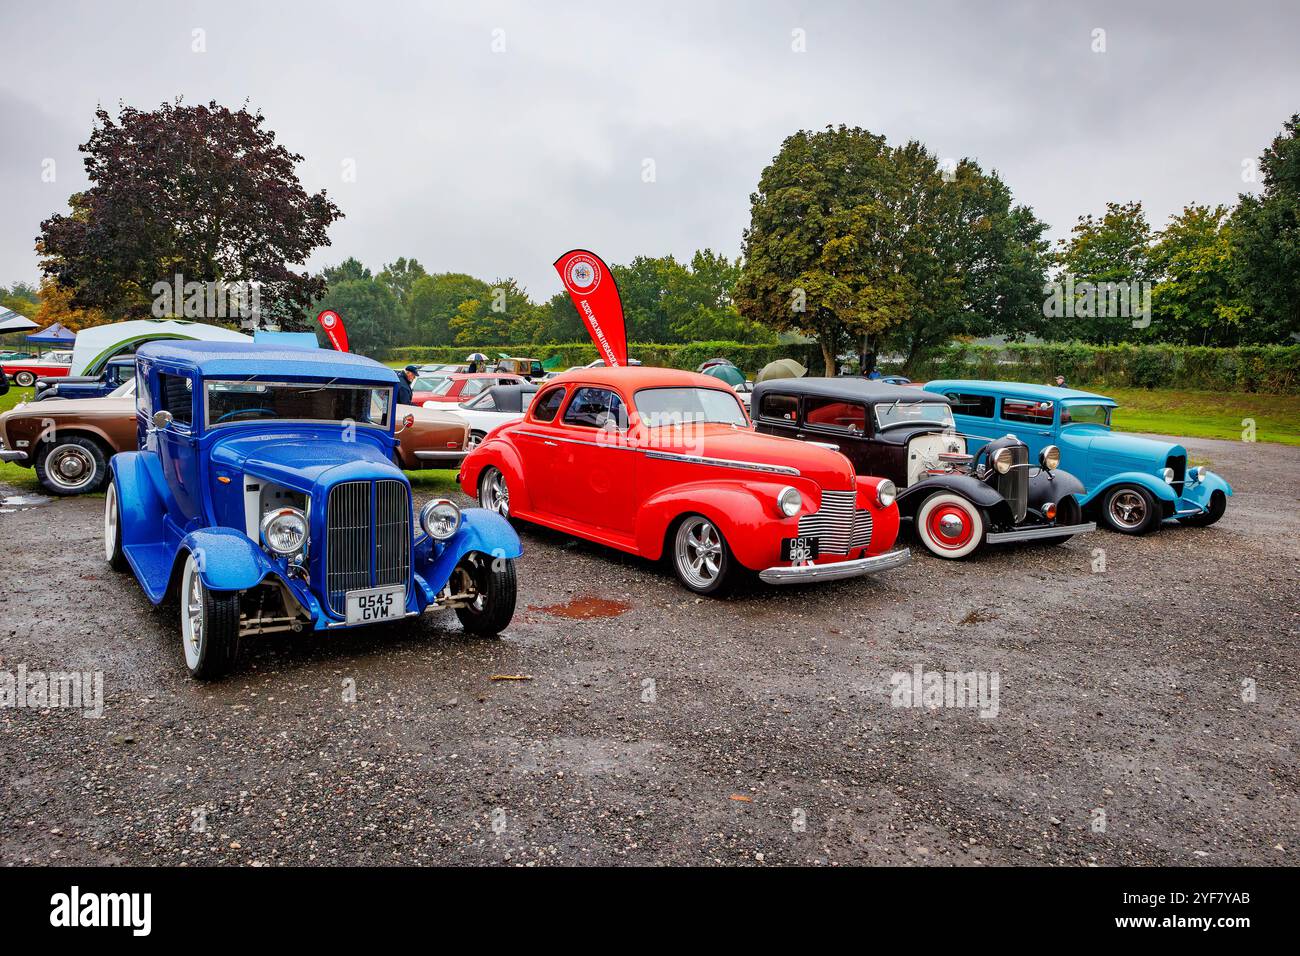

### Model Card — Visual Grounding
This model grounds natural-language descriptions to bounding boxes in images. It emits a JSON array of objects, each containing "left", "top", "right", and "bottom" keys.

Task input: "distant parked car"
[
  {"left": 421, "top": 372, "right": 527, "bottom": 404},
  {"left": 410, "top": 375, "right": 450, "bottom": 405},
  {"left": 0, "top": 379, "right": 137, "bottom": 494},
  {"left": 393, "top": 403, "right": 470, "bottom": 470},
  {"left": 494, "top": 356, "right": 545, "bottom": 380},
  {"left": 33, "top": 356, "right": 136, "bottom": 402},
  {"left": 924, "top": 380, "right": 1233, "bottom": 534},
  {"left": 452, "top": 383, "right": 539, "bottom": 450},
  {"left": 106, "top": 341, "right": 522, "bottom": 679},
  {"left": 3, "top": 349, "right": 74, "bottom": 387}
]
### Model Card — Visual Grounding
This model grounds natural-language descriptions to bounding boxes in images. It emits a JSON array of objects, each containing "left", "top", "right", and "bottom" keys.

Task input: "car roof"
[
  {"left": 455, "top": 372, "right": 523, "bottom": 379},
  {"left": 541, "top": 365, "right": 732, "bottom": 392},
  {"left": 922, "top": 379, "right": 1114, "bottom": 404},
  {"left": 135, "top": 340, "right": 398, "bottom": 385},
  {"left": 751, "top": 376, "right": 950, "bottom": 404}
]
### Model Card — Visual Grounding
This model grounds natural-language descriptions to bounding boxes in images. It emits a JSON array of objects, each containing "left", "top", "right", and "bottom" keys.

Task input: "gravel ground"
[{"left": 1, "top": 433, "right": 1296, "bottom": 867}]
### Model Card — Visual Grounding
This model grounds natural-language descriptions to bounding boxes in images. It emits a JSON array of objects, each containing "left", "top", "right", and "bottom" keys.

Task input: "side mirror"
[
  {"left": 395, "top": 413, "right": 415, "bottom": 434},
  {"left": 151, "top": 409, "right": 173, "bottom": 430}
]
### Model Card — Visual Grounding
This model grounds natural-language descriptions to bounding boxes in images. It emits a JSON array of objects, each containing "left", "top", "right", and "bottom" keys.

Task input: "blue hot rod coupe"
[
  {"left": 924, "top": 380, "right": 1232, "bottom": 535},
  {"left": 104, "top": 341, "right": 522, "bottom": 679}
]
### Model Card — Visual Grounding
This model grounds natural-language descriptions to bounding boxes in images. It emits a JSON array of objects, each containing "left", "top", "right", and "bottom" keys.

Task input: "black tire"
[
  {"left": 35, "top": 435, "right": 109, "bottom": 496},
  {"left": 453, "top": 552, "right": 518, "bottom": 636},
  {"left": 180, "top": 551, "right": 240, "bottom": 680},
  {"left": 467, "top": 430, "right": 487, "bottom": 451},
  {"left": 13, "top": 370, "right": 35, "bottom": 387},
  {"left": 1099, "top": 484, "right": 1160, "bottom": 535},
  {"left": 103, "top": 480, "right": 130, "bottom": 572},
  {"left": 669, "top": 513, "right": 738, "bottom": 595},
  {"left": 1177, "top": 490, "right": 1227, "bottom": 527}
]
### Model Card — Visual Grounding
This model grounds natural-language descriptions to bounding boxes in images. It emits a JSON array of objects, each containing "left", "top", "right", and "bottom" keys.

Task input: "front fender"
[
  {"left": 1078, "top": 471, "right": 1178, "bottom": 508},
  {"left": 457, "top": 439, "right": 533, "bottom": 514},
  {"left": 180, "top": 527, "right": 279, "bottom": 593},
  {"left": 896, "top": 474, "right": 1004, "bottom": 519},
  {"left": 635, "top": 479, "right": 794, "bottom": 567},
  {"left": 110, "top": 451, "right": 168, "bottom": 550},
  {"left": 1029, "top": 468, "right": 1085, "bottom": 511},
  {"left": 414, "top": 508, "right": 523, "bottom": 600}
]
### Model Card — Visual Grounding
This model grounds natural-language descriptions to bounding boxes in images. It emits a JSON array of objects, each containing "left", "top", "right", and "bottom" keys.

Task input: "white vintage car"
[{"left": 438, "top": 383, "right": 538, "bottom": 450}]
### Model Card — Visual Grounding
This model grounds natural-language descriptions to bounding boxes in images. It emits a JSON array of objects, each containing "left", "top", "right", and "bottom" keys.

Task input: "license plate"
[
  {"left": 345, "top": 585, "right": 406, "bottom": 625},
  {"left": 781, "top": 536, "right": 820, "bottom": 563}
]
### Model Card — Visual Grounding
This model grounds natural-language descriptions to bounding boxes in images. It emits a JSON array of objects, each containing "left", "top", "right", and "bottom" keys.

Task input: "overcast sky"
[{"left": 2, "top": 0, "right": 1297, "bottom": 299}]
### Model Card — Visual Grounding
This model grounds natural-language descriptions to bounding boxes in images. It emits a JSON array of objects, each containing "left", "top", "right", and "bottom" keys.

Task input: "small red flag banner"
[{"left": 553, "top": 249, "right": 627, "bottom": 367}]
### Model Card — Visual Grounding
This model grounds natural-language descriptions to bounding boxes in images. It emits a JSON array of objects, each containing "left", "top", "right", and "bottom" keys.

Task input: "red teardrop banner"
[
  {"left": 553, "top": 249, "right": 627, "bottom": 367},
  {"left": 316, "top": 309, "right": 349, "bottom": 352}
]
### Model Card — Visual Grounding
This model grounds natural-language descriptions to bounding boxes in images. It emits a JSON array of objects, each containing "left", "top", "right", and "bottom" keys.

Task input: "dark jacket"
[{"left": 395, "top": 376, "right": 413, "bottom": 407}]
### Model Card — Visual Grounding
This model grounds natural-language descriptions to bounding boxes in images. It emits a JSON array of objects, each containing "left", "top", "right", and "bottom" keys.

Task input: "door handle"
[{"left": 543, "top": 440, "right": 558, "bottom": 447}]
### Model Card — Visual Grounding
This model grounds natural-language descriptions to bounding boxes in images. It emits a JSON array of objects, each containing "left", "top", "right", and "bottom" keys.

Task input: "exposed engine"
[{"left": 906, "top": 432, "right": 969, "bottom": 486}]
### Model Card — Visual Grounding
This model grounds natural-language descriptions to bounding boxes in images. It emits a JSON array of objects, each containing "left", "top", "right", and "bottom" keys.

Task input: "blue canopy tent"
[{"left": 26, "top": 322, "right": 76, "bottom": 346}]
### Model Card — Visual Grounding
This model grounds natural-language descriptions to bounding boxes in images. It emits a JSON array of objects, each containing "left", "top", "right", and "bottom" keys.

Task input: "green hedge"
[
  {"left": 901, "top": 343, "right": 1300, "bottom": 394},
  {"left": 388, "top": 341, "right": 1300, "bottom": 394}
]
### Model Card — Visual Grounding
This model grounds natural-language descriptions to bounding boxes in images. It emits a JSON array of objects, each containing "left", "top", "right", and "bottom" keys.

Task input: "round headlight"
[
  {"left": 1162, "top": 466, "right": 1175, "bottom": 484},
  {"left": 876, "top": 479, "right": 897, "bottom": 509},
  {"left": 777, "top": 486, "right": 801, "bottom": 517},
  {"left": 420, "top": 498, "right": 462, "bottom": 540},
  {"left": 261, "top": 508, "right": 307, "bottom": 556},
  {"left": 992, "top": 447, "right": 1014, "bottom": 474},
  {"left": 1188, "top": 466, "right": 1207, "bottom": 483},
  {"left": 1039, "top": 445, "right": 1061, "bottom": 471}
]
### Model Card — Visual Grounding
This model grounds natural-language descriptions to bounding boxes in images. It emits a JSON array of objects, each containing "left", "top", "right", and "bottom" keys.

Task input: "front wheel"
[
  {"left": 35, "top": 436, "right": 108, "bottom": 495},
  {"left": 671, "top": 514, "right": 737, "bottom": 595},
  {"left": 478, "top": 466, "right": 510, "bottom": 517},
  {"left": 179, "top": 551, "right": 240, "bottom": 680},
  {"left": 1177, "top": 490, "right": 1226, "bottom": 527},
  {"left": 13, "top": 370, "right": 35, "bottom": 387},
  {"left": 915, "top": 492, "right": 986, "bottom": 559},
  {"left": 453, "top": 552, "right": 518, "bottom": 635},
  {"left": 1100, "top": 484, "right": 1160, "bottom": 535},
  {"left": 103, "top": 481, "right": 129, "bottom": 572},
  {"left": 467, "top": 430, "right": 487, "bottom": 451}
]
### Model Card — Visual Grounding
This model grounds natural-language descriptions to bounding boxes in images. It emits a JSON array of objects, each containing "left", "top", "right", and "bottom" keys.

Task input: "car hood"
[
  {"left": 1060, "top": 425, "right": 1185, "bottom": 463},
  {"left": 643, "top": 423, "right": 856, "bottom": 489},
  {"left": 210, "top": 430, "right": 403, "bottom": 491},
  {"left": 0, "top": 396, "right": 133, "bottom": 421}
]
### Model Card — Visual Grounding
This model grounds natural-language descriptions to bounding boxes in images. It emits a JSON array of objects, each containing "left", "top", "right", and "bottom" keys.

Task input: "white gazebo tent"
[{"left": 0, "top": 308, "right": 39, "bottom": 335}]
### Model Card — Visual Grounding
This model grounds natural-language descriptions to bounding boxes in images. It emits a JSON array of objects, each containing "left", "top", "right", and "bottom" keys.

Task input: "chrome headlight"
[
  {"left": 1039, "top": 445, "right": 1061, "bottom": 471},
  {"left": 1162, "top": 466, "right": 1175, "bottom": 484},
  {"left": 992, "top": 447, "right": 1014, "bottom": 474},
  {"left": 777, "top": 486, "right": 801, "bottom": 517},
  {"left": 876, "top": 479, "right": 897, "bottom": 509},
  {"left": 1188, "top": 466, "right": 1208, "bottom": 483},
  {"left": 420, "top": 498, "right": 462, "bottom": 540},
  {"left": 261, "top": 507, "right": 308, "bottom": 556}
]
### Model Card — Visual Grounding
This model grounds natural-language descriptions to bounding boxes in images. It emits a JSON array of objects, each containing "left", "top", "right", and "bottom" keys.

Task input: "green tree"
[
  {"left": 376, "top": 257, "right": 427, "bottom": 340},
  {"left": 408, "top": 272, "right": 491, "bottom": 345},
  {"left": 1048, "top": 201, "right": 1154, "bottom": 344},
  {"left": 1231, "top": 113, "right": 1300, "bottom": 343},
  {"left": 446, "top": 278, "right": 536, "bottom": 345},
  {"left": 1149, "top": 205, "right": 1248, "bottom": 345},
  {"left": 321, "top": 257, "right": 371, "bottom": 286},
  {"left": 531, "top": 291, "right": 585, "bottom": 343},
  {"left": 613, "top": 256, "right": 677, "bottom": 342},
  {"left": 311, "top": 278, "right": 400, "bottom": 355},
  {"left": 1, "top": 281, "right": 40, "bottom": 318}
]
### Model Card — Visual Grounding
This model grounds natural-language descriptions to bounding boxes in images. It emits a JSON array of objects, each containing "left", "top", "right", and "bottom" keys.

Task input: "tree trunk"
[{"left": 820, "top": 337, "right": 837, "bottom": 377}]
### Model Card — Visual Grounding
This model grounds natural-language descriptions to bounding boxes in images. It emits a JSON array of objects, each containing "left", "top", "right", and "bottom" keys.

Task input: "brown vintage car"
[
  {"left": 0, "top": 380, "right": 138, "bottom": 495},
  {"left": 393, "top": 403, "right": 469, "bottom": 470}
]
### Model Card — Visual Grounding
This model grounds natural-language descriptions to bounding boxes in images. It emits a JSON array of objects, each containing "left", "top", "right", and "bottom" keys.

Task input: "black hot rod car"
[{"left": 751, "top": 378, "right": 1095, "bottom": 558}]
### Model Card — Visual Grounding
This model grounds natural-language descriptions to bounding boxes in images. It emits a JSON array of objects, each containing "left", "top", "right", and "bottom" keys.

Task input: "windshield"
[
  {"left": 205, "top": 380, "right": 392, "bottom": 428},
  {"left": 413, "top": 376, "right": 446, "bottom": 391},
  {"left": 1062, "top": 403, "right": 1112, "bottom": 427},
  {"left": 873, "top": 401, "right": 955, "bottom": 430},
  {"left": 431, "top": 377, "right": 462, "bottom": 396},
  {"left": 634, "top": 387, "right": 749, "bottom": 428}
]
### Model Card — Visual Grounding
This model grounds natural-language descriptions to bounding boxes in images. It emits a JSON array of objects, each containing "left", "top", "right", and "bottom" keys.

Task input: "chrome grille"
[
  {"left": 325, "top": 479, "right": 411, "bottom": 615},
  {"left": 996, "top": 444, "right": 1029, "bottom": 522},
  {"left": 798, "top": 490, "right": 873, "bottom": 556},
  {"left": 1166, "top": 454, "right": 1186, "bottom": 495}
]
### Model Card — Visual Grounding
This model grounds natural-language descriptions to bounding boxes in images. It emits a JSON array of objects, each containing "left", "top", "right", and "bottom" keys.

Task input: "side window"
[
  {"left": 135, "top": 365, "right": 153, "bottom": 417},
  {"left": 562, "top": 387, "right": 627, "bottom": 430},
  {"left": 462, "top": 379, "right": 486, "bottom": 397},
  {"left": 1001, "top": 398, "right": 1054, "bottom": 425},
  {"left": 804, "top": 397, "right": 866, "bottom": 432},
  {"left": 758, "top": 392, "right": 799, "bottom": 422},
  {"left": 532, "top": 387, "right": 565, "bottom": 422},
  {"left": 158, "top": 373, "right": 193, "bottom": 426},
  {"left": 946, "top": 392, "right": 995, "bottom": 418}
]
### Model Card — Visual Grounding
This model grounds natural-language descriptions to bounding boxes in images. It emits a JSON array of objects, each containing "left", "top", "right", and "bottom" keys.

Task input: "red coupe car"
[
  {"left": 421, "top": 372, "right": 526, "bottom": 405},
  {"left": 458, "top": 367, "right": 910, "bottom": 594}
]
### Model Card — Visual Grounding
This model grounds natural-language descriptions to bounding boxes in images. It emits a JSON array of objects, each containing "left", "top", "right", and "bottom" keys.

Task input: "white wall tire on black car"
[
  {"left": 915, "top": 492, "right": 985, "bottom": 559},
  {"left": 178, "top": 551, "right": 240, "bottom": 680}
]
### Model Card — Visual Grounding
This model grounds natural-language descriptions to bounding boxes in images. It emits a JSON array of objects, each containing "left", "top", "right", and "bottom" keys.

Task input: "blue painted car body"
[
  {"left": 34, "top": 357, "right": 135, "bottom": 402},
  {"left": 922, "top": 379, "right": 1233, "bottom": 522},
  {"left": 110, "top": 341, "right": 522, "bottom": 634}
]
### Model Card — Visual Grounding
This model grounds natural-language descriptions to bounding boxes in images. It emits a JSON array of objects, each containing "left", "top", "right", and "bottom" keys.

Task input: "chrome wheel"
[
  {"left": 467, "top": 431, "right": 485, "bottom": 451},
  {"left": 180, "top": 553, "right": 204, "bottom": 672},
  {"left": 1108, "top": 489, "right": 1147, "bottom": 530},
  {"left": 479, "top": 468, "right": 509, "bottom": 517},
  {"left": 45, "top": 443, "right": 97, "bottom": 492},
  {"left": 675, "top": 516, "right": 724, "bottom": 590}
]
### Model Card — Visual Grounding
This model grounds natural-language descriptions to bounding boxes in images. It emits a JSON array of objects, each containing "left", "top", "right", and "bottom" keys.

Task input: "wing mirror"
[
  {"left": 151, "top": 410, "right": 173, "bottom": 430},
  {"left": 395, "top": 413, "right": 415, "bottom": 434}
]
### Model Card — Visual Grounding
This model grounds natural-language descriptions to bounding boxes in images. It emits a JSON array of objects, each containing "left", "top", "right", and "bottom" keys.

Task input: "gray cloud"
[{"left": 1, "top": 0, "right": 1296, "bottom": 298}]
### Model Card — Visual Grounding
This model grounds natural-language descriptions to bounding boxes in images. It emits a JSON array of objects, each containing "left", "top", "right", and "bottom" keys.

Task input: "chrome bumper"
[
  {"left": 413, "top": 450, "right": 466, "bottom": 464},
  {"left": 985, "top": 521, "right": 1095, "bottom": 544},
  {"left": 0, "top": 448, "right": 27, "bottom": 463},
  {"left": 759, "top": 547, "right": 911, "bottom": 584}
]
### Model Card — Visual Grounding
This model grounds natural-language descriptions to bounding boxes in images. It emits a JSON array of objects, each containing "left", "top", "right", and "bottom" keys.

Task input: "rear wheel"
[
  {"left": 13, "top": 370, "right": 35, "bottom": 387},
  {"left": 179, "top": 551, "right": 240, "bottom": 680},
  {"left": 1100, "top": 484, "right": 1159, "bottom": 535},
  {"left": 453, "top": 552, "right": 517, "bottom": 635},
  {"left": 35, "top": 436, "right": 109, "bottom": 495},
  {"left": 478, "top": 466, "right": 510, "bottom": 517},
  {"left": 671, "top": 514, "right": 737, "bottom": 595},
  {"left": 1177, "top": 490, "right": 1227, "bottom": 527},
  {"left": 467, "top": 430, "right": 487, "bottom": 451},
  {"left": 103, "top": 481, "right": 129, "bottom": 572},
  {"left": 915, "top": 492, "right": 985, "bottom": 559}
]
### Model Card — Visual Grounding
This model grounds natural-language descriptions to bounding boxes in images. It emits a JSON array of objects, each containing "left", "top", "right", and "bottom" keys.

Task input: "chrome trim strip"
[
  {"left": 414, "top": 450, "right": 467, "bottom": 461},
  {"left": 0, "top": 449, "right": 27, "bottom": 462},
  {"left": 985, "top": 521, "right": 1095, "bottom": 544},
  {"left": 642, "top": 450, "right": 800, "bottom": 476},
  {"left": 759, "top": 547, "right": 911, "bottom": 584}
]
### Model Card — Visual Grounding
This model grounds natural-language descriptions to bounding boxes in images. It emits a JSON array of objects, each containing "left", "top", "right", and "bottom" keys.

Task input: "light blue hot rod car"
[
  {"left": 924, "top": 380, "right": 1232, "bottom": 535},
  {"left": 104, "top": 341, "right": 522, "bottom": 679}
]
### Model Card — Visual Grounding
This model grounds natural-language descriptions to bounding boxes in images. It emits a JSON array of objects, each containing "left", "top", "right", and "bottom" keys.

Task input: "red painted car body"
[
  {"left": 3, "top": 353, "right": 73, "bottom": 387},
  {"left": 421, "top": 372, "right": 527, "bottom": 405},
  {"left": 458, "top": 367, "right": 909, "bottom": 591}
]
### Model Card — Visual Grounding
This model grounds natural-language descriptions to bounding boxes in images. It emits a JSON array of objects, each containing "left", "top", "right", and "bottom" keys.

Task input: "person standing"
[{"left": 395, "top": 365, "right": 417, "bottom": 407}]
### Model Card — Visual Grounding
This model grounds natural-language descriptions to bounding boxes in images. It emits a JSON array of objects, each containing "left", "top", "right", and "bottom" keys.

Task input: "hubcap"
[
  {"left": 47, "top": 445, "right": 96, "bottom": 490},
  {"left": 676, "top": 518, "right": 723, "bottom": 588},
  {"left": 482, "top": 471, "right": 509, "bottom": 517},
  {"left": 926, "top": 502, "right": 975, "bottom": 550},
  {"left": 468, "top": 432, "right": 484, "bottom": 450},
  {"left": 938, "top": 513, "right": 965, "bottom": 539},
  {"left": 1109, "top": 490, "right": 1147, "bottom": 528}
]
